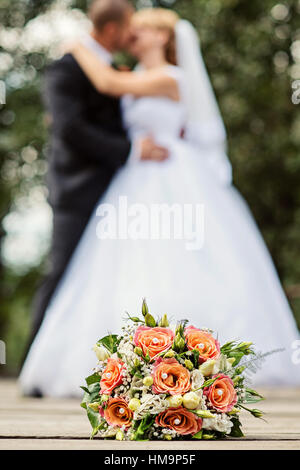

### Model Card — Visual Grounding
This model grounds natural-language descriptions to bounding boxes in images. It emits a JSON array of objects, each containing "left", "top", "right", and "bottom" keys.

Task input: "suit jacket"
[{"left": 44, "top": 53, "right": 131, "bottom": 214}]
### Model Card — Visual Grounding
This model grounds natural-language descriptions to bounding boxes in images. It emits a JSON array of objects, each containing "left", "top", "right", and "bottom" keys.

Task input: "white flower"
[
  {"left": 202, "top": 414, "right": 233, "bottom": 435},
  {"left": 199, "top": 359, "right": 220, "bottom": 377},
  {"left": 134, "top": 394, "right": 169, "bottom": 420},
  {"left": 191, "top": 369, "right": 205, "bottom": 390},
  {"left": 182, "top": 392, "right": 201, "bottom": 410},
  {"left": 93, "top": 344, "right": 110, "bottom": 361}
]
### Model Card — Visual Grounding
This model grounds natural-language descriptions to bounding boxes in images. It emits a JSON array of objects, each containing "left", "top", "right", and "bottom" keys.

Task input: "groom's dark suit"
[{"left": 30, "top": 53, "right": 131, "bottom": 344}]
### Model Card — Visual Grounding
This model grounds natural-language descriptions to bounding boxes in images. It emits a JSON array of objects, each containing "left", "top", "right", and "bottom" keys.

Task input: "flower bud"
[
  {"left": 167, "top": 395, "right": 183, "bottom": 408},
  {"left": 143, "top": 376, "right": 154, "bottom": 387},
  {"left": 144, "top": 313, "right": 156, "bottom": 327},
  {"left": 93, "top": 344, "right": 110, "bottom": 361},
  {"left": 159, "top": 314, "right": 169, "bottom": 327},
  {"left": 134, "top": 347, "right": 143, "bottom": 356},
  {"left": 164, "top": 350, "right": 175, "bottom": 358},
  {"left": 116, "top": 430, "right": 124, "bottom": 441},
  {"left": 233, "top": 375, "right": 242, "bottom": 386},
  {"left": 87, "top": 402, "right": 100, "bottom": 412},
  {"left": 250, "top": 408, "right": 264, "bottom": 418},
  {"left": 184, "top": 359, "right": 194, "bottom": 371},
  {"left": 182, "top": 391, "right": 201, "bottom": 410},
  {"left": 195, "top": 409, "right": 215, "bottom": 418},
  {"left": 238, "top": 341, "right": 253, "bottom": 349},
  {"left": 142, "top": 299, "right": 149, "bottom": 317},
  {"left": 235, "top": 366, "right": 246, "bottom": 375},
  {"left": 133, "top": 358, "right": 141, "bottom": 369},
  {"left": 199, "top": 359, "right": 219, "bottom": 377},
  {"left": 144, "top": 350, "right": 151, "bottom": 362},
  {"left": 174, "top": 333, "right": 185, "bottom": 352},
  {"left": 128, "top": 398, "right": 141, "bottom": 411}
]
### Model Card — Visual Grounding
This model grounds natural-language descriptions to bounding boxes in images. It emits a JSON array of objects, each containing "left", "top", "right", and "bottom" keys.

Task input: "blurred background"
[{"left": 0, "top": 0, "right": 299, "bottom": 376}]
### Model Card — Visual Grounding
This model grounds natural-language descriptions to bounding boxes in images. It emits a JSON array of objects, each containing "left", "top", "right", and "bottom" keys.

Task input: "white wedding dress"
[{"left": 20, "top": 66, "right": 300, "bottom": 397}]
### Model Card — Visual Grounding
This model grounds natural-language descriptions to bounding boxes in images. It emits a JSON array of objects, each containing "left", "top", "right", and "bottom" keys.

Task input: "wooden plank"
[
  {"left": 0, "top": 380, "right": 300, "bottom": 449},
  {"left": 0, "top": 438, "right": 300, "bottom": 450}
]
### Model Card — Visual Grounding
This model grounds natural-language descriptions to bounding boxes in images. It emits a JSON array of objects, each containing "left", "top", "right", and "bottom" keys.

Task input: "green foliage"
[
  {"left": 221, "top": 340, "right": 254, "bottom": 366},
  {"left": 230, "top": 416, "right": 244, "bottom": 438},
  {"left": 244, "top": 388, "right": 265, "bottom": 404},
  {"left": 97, "top": 334, "right": 119, "bottom": 354},
  {"left": 131, "top": 414, "right": 155, "bottom": 441}
]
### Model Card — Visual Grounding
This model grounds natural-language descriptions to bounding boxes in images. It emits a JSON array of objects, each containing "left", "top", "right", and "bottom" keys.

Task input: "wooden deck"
[{"left": 0, "top": 380, "right": 299, "bottom": 450}]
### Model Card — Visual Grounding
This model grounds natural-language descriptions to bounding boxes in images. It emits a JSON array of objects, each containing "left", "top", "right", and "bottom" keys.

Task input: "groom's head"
[{"left": 89, "top": 0, "right": 134, "bottom": 52}]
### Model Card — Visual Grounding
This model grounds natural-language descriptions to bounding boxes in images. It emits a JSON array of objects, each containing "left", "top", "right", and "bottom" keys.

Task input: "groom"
[{"left": 26, "top": 0, "right": 169, "bottom": 355}]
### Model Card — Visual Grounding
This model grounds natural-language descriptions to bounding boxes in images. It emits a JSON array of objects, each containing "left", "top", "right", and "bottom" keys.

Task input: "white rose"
[
  {"left": 93, "top": 344, "right": 110, "bottom": 361},
  {"left": 199, "top": 359, "right": 220, "bottom": 376}
]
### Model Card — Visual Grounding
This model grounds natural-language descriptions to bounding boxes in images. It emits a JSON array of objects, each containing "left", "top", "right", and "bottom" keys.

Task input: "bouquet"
[{"left": 81, "top": 300, "right": 264, "bottom": 441}]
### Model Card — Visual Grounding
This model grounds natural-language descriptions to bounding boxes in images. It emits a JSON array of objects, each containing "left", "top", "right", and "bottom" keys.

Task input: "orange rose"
[
  {"left": 185, "top": 326, "right": 220, "bottom": 363},
  {"left": 100, "top": 357, "right": 125, "bottom": 395},
  {"left": 152, "top": 358, "right": 191, "bottom": 395},
  {"left": 104, "top": 397, "right": 133, "bottom": 428},
  {"left": 133, "top": 326, "right": 175, "bottom": 360},
  {"left": 156, "top": 407, "right": 202, "bottom": 436},
  {"left": 204, "top": 374, "right": 238, "bottom": 413}
]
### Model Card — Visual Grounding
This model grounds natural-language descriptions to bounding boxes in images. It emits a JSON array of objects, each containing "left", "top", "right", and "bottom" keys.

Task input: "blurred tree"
[
  {"left": 0, "top": 0, "right": 55, "bottom": 374},
  {"left": 0, "top": 0, "right": 299, "bottom": 375}
]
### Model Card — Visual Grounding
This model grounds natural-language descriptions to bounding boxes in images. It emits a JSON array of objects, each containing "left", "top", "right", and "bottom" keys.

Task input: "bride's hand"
[{"left": 59, "top": 39, "right": 82, "bottom": 57}]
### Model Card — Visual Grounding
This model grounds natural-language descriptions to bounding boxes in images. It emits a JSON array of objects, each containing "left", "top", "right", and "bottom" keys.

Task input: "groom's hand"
[{"left": 139, "top": 137, "right": 169, "bottom": 162}]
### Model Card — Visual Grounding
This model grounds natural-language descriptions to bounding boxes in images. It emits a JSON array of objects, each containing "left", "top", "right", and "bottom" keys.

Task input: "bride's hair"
[{"left": 132, "top": 8, "right": 179, "bottom": 65}]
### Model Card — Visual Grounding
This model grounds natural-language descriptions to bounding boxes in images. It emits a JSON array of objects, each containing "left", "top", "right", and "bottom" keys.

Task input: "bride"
[{"left": 20, "top": 8, "right": 300, "bottom": 396}]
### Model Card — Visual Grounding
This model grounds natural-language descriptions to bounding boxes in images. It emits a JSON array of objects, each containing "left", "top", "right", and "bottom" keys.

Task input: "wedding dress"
[{"left": 20, "top": 63, "right": 300, "bottom": 396}]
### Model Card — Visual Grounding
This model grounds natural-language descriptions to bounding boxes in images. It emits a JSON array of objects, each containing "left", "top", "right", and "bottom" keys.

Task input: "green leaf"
[
  {"left": 144, "top": 313, "right": 156, "bottom": 327},
  {"left": 230, "top": 417, "right": 244, "bottom": 437},
  {"left": 220, "top": 341, "right": 236, "bottom": 354},
  {"left": 98, "top": 334, "right": 119, "bottom": 354},
  {"left": 246, "top": 388, "right": 264, "bottom": 399},
  {"left": 227, "top": 351, "right": 244, "bottom": 366},
  {"left": 191, "top": 349, "right": 200, "bottom": 368},
  {"left": 201, "top": 377, "right": 218, "bottom": 389},
  {"left": 243, "top": 391, "right": 264, "bottom": 404},
  {"left": 192, "top": 430, "right": 203, "bottom": 439},
  {"left": 80, "top": 390, "right": 90, "bottom": 409},
  {"left": 88, "top": 381, "right": 101, "bottom": 402},
  {"left": 85, "top": 372, "right": 100, "bottom": 386},
  {"left": 90, "top": 420, "right": 107, "bottom": 439},
  {"left": 131, "top": 414, "right": 155, "bottom": 441},
  {"left": 87, "top": 407, "right": 100, "bottom": 430}
]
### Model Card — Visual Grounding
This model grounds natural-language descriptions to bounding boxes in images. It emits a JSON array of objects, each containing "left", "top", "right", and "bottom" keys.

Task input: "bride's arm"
[{"left": 70, "top": 42, "right": 180, "bottom": 100}]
